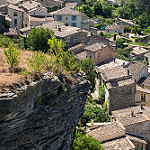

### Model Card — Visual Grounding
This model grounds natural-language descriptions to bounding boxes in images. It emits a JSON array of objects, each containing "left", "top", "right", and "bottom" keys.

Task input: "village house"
[
  {"left": 52, "top": 7, "right": 83, "bottom": 29},
  {"left": 112, "top": 105, "right": 150, "bottom": 149},
  {"left": 118, "top": 18, "right": 137, "bottom": 27},
  {"left": 67, "top": 0, "right": 81, "bottom": 6},
  {"left": 105, "top": 25, "right": 124, "bottom": 34},
  {"left": 135, "top": 78, "right": 150, "bottom": 107},
  {"left": 36, "top": 0, "right": 64, "bottom": 8},
  {"left": 7, "top": 4, "right": 24, "bottom": 33},
  {"left": 86, "top": 120, "right": 147, "bottom": 150},
  {"left": 100, "top": 65, "right": 136, "bottom": 113},
  {"left": 65, "top": 3, "right": 77, "bottom": 10},
  {"left": 130, "top": 46, "right": 149, "bottom": 60}
]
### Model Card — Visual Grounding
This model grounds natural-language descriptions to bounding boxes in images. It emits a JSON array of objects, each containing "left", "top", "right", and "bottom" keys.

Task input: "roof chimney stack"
[{"left": 58, "top": 27, "right": 61, "bottom": 32}]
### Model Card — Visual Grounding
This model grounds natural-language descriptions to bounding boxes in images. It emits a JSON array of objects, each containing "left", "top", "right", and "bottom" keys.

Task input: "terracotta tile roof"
[
  {"left": 84, "top": 42, "right": 107, "bottom": 52},
  {"left": 101, "top": 66, "right": 129, "bottom": 81},
  {"left": 8, "top": 4, "right": 24, "bottom": 12},
  {"left": 143, "top": 77, "right": 150, "bottom": 87},
  {"left": 40, "top": 21, "right": 83, "bottom": 37},
  {"left": 4, "top": 28, "right": 18, "bottom": 36},
  {"left": 75, "top": 51, "right": 86, "bottom": 60},
  {"left": 19, "top": 1, "right": 42, "bottom": 11},
  {"left": 126, "top": 61, "right": 146, "bottom": 79},
  {"left": 6, "top": 0, "right": 24, "bottom": 5},
  {"left": 118, "top": 18, "right": 136, "bottom": 26},
  {"left": 136, "top": 85, "right": 150, "bottom": 94},
  {"left": 112, "top": 106, "right": 150, "bottom": 127},
  {"left": 52, "top": 7, "right": 81, "bottom": 15},
  {"left": 87, "top": 121, "right": 125, "bottom": 141},
  {"left": 131, "top": 46, "right": 148, "bottom": 55},
  {"left": 127, "top": 134, "right": 147, "bottom": 144},
  {"left": 102, "top": 136, "right": 135, "bottom": 150},
  {"left": 65, "top": 3, "right": 77, "bottom": 9},
  {"left": 105, "top": 25, "right": 122, "bottom": 30},
  {"left": 20, "top": 26, "right": 32, "bottom": 32},
  {"left": 30, "top": 16, "right": 54, "bottom": 22}
]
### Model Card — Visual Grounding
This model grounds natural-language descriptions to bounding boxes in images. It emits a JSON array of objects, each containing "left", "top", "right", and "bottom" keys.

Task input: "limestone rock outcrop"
[{"left": 0, "top": 72, "right": 90, "bottom": 150}]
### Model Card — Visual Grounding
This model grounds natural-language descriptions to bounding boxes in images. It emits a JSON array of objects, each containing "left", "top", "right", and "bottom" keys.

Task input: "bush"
[
  {"left": 28, "top": 51, "right": 48, "bottom": 75},
  {"left": 94, "top": 24, "right": 102, "bottom": 30},
  {"left": 71, "top": 130, "right": 104, "bottom": 150},
  {"left": 0, "top": 35, "right": 12, "bottom": 47},
  {"left": 4, "top": 42, "right": 20, "bottom": 69},
  {"left": 99, "top": 84, "right": 105, "bottom": 103}
]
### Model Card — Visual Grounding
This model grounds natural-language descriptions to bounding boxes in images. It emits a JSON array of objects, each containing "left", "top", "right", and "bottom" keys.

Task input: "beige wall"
[
  {"left": 8, "top": 8, "right": 23, "bottom": 34},
  {"left": 135, "top": 90, "right": 150, "bottom": 107},
  {"left": 54, "top": 14, "right": 82, "bottom": 29},
  {"left": 105, "top": 26, "right": 124, "bottom": 34},
  {"left": 29, "top": 7, "right": 48, "bottom": 16},
  {"left": 85, "top": 46, "right": 116, "bottom": 65}
]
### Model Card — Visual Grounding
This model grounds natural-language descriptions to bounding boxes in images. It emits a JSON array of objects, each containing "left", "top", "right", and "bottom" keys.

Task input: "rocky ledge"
[{"left": 0, "top": 72, "right": 90, "bottom": 150}]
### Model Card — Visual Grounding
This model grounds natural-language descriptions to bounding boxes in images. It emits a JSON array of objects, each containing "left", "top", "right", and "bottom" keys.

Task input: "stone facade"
[
  {"left": 37, "top": 0, "right": 62, "bottom": 8},
  {"left": 0, "top": 72, "right": 90, "bottom": 150}
]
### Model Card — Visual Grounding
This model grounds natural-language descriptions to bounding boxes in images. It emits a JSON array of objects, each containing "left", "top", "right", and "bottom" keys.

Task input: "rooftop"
[
  {"left": 131, "top": 46, "right": 148, "bottom": 55},
  {"left": 102, "top": 136, "right": 135, "bottom": 150},
  {"left": 4, "top": 28, "right": 18, "bottom": 36},
  {"left": 87, "top": 121, "right": 125, "bottom": 141},
  {"left": 19, "top": 1, "right": 42, "bottom": 11},
  {"left": 40, "top": 21, "right": 83, "bottom": 37},
  {"left": 84, "top": 42, "right": 107, "bottom": 52},
  {"left": 105, "top": 25, "right": 122, "bottom": 30},
  {"left": 30, "top": 16, "right": 54, "bottom": 22},
  {"left": 6, "top": 0, "right": 24, "bottom": 5},
  {"left": 136, "top": 85, "right": 150, "bottom": 94},
  {"left": 143, "top": 77, "right": 150, "bottom": 87},
  {"left": 118, "top": 18, "right": 136, "bottom": 26},
  {"left": 112, "top": 105, "right": 150, "bottom": 127},
  {"left": 65, "top": 3, "right": 77, "bottom": 9},
  {"left": 8, "top": 4, "right": 24, "bottom": 12},
  {"left": 75, "top": 51, "right": 86, "bottom": 60},
  {"left": 51, "top": 7, "right": 81, "bottom": 15}
]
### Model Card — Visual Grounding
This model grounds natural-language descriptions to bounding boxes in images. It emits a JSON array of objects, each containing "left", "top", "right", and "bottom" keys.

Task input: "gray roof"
[
  {"left": 84, "top": 42, "right": 107, "bottom": 52},
  {"left": 52, "top": 7, "right": 81, "bottom": 15},
  {"left": 8, "top": 4, "right": 24, "bottom": 12},
  {"left": 105, "top": 25, "right": 122, "bottom": 30}
]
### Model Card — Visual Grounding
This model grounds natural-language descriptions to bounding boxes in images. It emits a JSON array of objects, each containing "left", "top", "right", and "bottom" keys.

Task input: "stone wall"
[{"left": 0, "top": 72, "right": 90, "bottom": 150}]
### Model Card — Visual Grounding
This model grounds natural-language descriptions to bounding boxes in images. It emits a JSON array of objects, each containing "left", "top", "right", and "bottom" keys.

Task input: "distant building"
[
  {"left": 118, "top": 18, "right": 137, "bottom": 28},
  {"left": 105, "top": 25, "right": 124, "bottom": 34},
  {"left": 112, "top": 105, "right": 150, "bottom": 149},
  {"left": 52, "top": 7, "right": 83, "bottom": 29}
]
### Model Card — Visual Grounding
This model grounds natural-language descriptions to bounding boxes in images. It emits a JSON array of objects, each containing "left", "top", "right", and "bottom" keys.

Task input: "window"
[
  {"left": 66, "top": 37, "right": 70, "bottom": 42},
  {"left": 66, "top": 17, "right": 68, "bottom": 20},
  {"left": 57, "top": 15, "right": 62, "bottom": 21},
  {"left": 14, "top": 12, "right": 17, "bottom": 16},
  {"left": 98, "top": 53, "right": 100, "bottom": 57},
  {"left": 72, "top": 15, "right": 76, "bottom": 21},
  {"left": 71, "top": 22, "right": 76, "bottom": 27},
  {"left": 141, "top": 94, "right": 146, "bottom": 102},
  {"left": 14, "top": 19, "right": 17, "bottom": 27},
  {"left": 108, "top": 30, "right": 109, "bottom": 33},
  {"left": 74, "top": 38, "right": 77, "bottom": 43}
]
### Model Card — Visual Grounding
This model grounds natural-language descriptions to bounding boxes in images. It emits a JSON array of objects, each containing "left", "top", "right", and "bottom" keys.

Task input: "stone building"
[
  {"left": 7, "top": 4, "right": 24, "bottom": 33},
  {"left": 105, "top": 25, "right": 124, "bottom": 34},
  {"left": 86, "top": 121, "right": 147, "bottom": 150},
  {"left": 100, "top": 65, "right": 136, "bottom": 113},
  {"left": 112, "top": 105, "right": 150, "bottom": 149},
  {"left": 117, "top": 18, "right": 137, "bottom": 27},
  {"left": 84, "top": 42, "right": 116, "bottom": 65}
]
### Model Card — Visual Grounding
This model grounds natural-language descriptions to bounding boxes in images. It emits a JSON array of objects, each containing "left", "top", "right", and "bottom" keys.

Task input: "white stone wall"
[{"left": 8, "top": 8, "right": 23, "bottom": 34}]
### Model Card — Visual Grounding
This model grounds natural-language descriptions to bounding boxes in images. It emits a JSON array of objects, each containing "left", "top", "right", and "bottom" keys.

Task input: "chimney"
[
  {"left": 91, "top": 119, "right": 94, "bottom": 125},
  {"left": 123, "top": 62, "right": 125, "bottom": 68},
  {"left": 127, "top": 70, "right": 130, "bottom": 75},
  {"left": 58, "top": 27, "right": 61, "bottom": 32},
  {"left": 130, "top": 110, "right": 134, "bottom": 117},
  {"left": 85, "top": 27, "right": 87, "bottom": 31}
]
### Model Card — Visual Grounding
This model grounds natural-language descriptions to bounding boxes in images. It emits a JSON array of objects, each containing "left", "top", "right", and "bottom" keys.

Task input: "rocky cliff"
[{"left": 0, "top": 72, "right": 90, "bottom": 150}]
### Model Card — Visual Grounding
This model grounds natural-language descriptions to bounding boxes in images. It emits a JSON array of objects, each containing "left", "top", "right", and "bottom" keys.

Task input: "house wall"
[
  {"left": 133, "top": 66, "right": 148, "bottom": 82},
  {"left": 8, "top": 8, "right": 23, "bottom": 34},
  {"left": 87, "top": 34, "right": 116, "bottom": 46},
  {"left": 106, "top": 82, "right": 136, "bottom": 113},
  {"left": 54, "top": 15, "right": 82, "bottom": 29},
  {"left": 105, "top": 26, "right": 124, "bottom": 34},
  {"left": 29, "top": 7, "right": 48, "bottom": 16},
  {"left": 135, "top": 90, "right": 150, "bottom": 107},
  {"left": 23, "top": 11, "right": 29, "bottom": 28}
]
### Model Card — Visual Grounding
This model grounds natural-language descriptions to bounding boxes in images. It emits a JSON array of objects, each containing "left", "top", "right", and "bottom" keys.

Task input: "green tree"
[
  {"left": 78, "top": 5, "right": 93, "bottom": 18},
  {"left": 99, "top": 84, "right": 105, "bottom": 103},
  {"left": 93, "top": 2, "right": 103, "bottom": 16},
  {"left": 4, "top": 42, "right": 20, "bottom": 70},
  {"left": 71, "top": 131, "right": 104, "bottom": 150},
  {"left": 80, "top": 58, "right": 95, "bottom": 87},
  {"left": 26, "top": 27, "right": 54, "bottom": 52},
  {"left": 102, "top": 3, "right": 112, "bottom": 18},
  {"left": 116, "top": 38, "right": 124, "bottom": 48}
]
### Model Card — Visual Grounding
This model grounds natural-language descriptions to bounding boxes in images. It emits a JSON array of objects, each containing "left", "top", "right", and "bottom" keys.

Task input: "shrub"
[
  {"left": 4, "top": 42, "right": 20, "bottom": 69},
  {"left": 99, "top": 84, "right": 105, "bottom": 103},
  {"left": 28, "top": 51, "right": 48, "bottom": 75}
]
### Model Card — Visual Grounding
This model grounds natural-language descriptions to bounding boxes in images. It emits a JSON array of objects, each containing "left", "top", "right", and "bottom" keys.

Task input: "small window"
[
  {"left": 141, "top": 94, "right": 146, "bottom": 102},
  {"left": 14, "top": 12, "right": 17, "bottom": 16},
  {"left": 14, "top": 19, "right": 17, "bottom": 27},
  {"left": 66, "top": 17, "right": 68, "bottom": 20},
  {"left": 72, "top": 15, "right": 76, "bottom": 21},
  {"left": 66, "top": 37, "right": 70, "bottom": 42},
  {"left": 71, "top": 22, "right": 76, "bottom": 27},
  {"left": 74, "top": 38, "right": 77, "bottom": 43},
  {"left": 57, "top": 15, "right": 62, "bottom": 21},
  {"left": 98, "top": 53, "right": 100, "bottom": 57}
]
